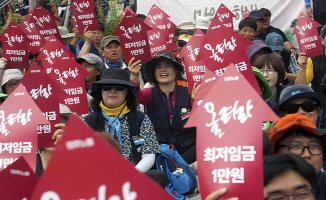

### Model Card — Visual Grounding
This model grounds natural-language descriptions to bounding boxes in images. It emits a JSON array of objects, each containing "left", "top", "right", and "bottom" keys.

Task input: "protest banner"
[
  {"left": 196, "top": 18, "right": 260, "bottom": 96},
  {"left": 213, "top": 4, "right": 236, "bottom": 30},
  {"left": 138, "top": 0, "right": 305, "bottom": 32},
  {"left": 180, "top": 29, "right": 206, "bottom": 93},
  {"left": 187, "top": 64, "right": 278, "bottom": 199},
  {"left": 114, "top": 12, "right": 152, "bottom": 63},
  {"left": 19, "top": 13, "right": 45, "bottom": 54},
  {"left": 138, "top": 0, "right": 306, "bottom": 51},
  {"left": 0, "top": 84, "right": 50, "bottom": 172},
  {"left": 292, "top": 12, "right": 323, "bottom": 58},
  {"left": 29, "top": 4, "right": 62, "bottom": 44},
  {"left": 69, "top": 0, "right": 99, "bottom": 34},
  {"left": 0, "top": 156, "right": 38, "bottom": 200},
  {"left": 20, "top": 63, "right": 66, "bottom": 148},
  {"left": 0, "top": 22, "right": 30, "bottom": 69},
  {"left": 30, "top": 115, "right": 174, "bottom": 200}
]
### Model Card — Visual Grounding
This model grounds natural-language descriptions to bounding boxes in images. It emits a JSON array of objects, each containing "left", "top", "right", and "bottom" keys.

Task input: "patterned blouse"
[{"left": 114, "top": 114, "right": 161, "bottom": 165}]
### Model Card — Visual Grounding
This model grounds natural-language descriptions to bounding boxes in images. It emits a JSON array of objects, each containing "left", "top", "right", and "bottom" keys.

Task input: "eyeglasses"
[
  {"left": 5, "top": 80, "right": 20, "bottom": 89},
  {"left": 278, "top": 143, "right": 324, "bottom": 155},
  {"left": 260, "top": 69, "right": 276, "bottom": 75},
  {"left": 102, "top": 85, "right": 126, "bottom": 92},
  {"left": 281, "top": 101, "right": 318, "bottom": 114},
  {"left": 264, "top": 189, "right": 313, "bottom": 200}
]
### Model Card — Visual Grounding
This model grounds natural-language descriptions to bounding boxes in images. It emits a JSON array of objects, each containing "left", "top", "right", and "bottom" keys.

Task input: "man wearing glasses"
[
  {"left": 272, "top": 84, "right": 326, "bottom": 125},
  {"left": 269, "top": 113, "right": 326, "bottom": 200}
]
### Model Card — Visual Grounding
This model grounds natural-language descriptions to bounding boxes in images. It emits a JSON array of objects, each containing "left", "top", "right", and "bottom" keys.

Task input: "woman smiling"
[
  {"left": 84, "top": 68, "right": 161, "bottom": 173},
  {"left": 129, "top": 52, "right": 200, "bottom": 164},
  {"left": 254, "top": 53, "right": 286, "bottom": 103}
]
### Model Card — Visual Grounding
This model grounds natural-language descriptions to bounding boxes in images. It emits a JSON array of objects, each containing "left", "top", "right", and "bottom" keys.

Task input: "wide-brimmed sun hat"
[
  {"left": 143, "top": 52, "right": 184, "bottom": 84},
  {"left": 90, "top": 68, "right": 138, "bottom": 97}
]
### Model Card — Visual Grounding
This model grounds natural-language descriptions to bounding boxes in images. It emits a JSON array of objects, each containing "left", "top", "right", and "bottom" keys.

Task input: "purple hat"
[{"left": 246, "top": 40, "right": 273, "bottom": 61}]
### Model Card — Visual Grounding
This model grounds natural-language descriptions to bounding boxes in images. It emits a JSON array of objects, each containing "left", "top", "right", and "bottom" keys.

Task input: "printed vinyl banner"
[{"left": 138, "top": 0, "right": 306, "bottom": 47}]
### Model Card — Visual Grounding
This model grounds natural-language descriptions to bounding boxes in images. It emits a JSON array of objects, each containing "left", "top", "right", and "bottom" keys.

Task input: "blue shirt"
[
  {"left": 66, "top": 44, "right": 80, "bottom": 57},
  {"left": 77, "top": 39, "right": 102, "bottom": 58}
]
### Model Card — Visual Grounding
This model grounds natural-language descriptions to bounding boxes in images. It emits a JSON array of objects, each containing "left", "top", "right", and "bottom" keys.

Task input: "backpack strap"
[{"left": 126, "top": 110, "right": 145, "bottom": 164}]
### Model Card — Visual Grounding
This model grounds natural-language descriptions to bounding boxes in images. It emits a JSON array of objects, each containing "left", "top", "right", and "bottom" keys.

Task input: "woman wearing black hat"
[
  {"left": 84, "top": 68, "right": 161, "bottom": 174},
  {"left": 128, "top": 52, "right": 200, "bottom": 164}
]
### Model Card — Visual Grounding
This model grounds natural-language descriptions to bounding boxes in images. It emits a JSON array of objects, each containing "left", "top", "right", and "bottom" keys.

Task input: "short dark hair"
[
  {"left": 136, "top": 14, "right": 146, "bottom": 21},
  {"left": 253, "top": 53, "right": 286, "bottom": 85},
  {"left": 259, "top": 8, "right": 272, "bottom": 18},
  {"left": 264, "top": 153, "right": 317, "bottom": 194},
  {"left": 275, "top": 129, "right": 323, "bottom": 153},
  {"left": 90, "top": 88, "right": 138, "bottom": 111},
  {"left": 238, "top": 19, "right": 257, "bottom": 32},
  {"left": 320, "top": 24, "right": 326, "bottom": 39}
]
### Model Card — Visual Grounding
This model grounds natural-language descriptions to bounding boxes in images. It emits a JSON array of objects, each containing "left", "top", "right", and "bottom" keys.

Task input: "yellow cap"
[{"left": 177, "top": 34, "right": 192, "bottom": 42}]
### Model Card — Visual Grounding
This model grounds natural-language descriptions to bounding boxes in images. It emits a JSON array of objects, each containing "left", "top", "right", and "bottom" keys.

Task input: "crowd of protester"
[{"left": 2, "top": 1, "right": 326, "bottom": 199}]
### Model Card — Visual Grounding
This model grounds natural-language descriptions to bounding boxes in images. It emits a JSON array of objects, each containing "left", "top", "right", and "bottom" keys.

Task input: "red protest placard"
[
  {"left": 148, "top": 19, "right": 177, "bottom": 55},
  {"left": 213, "top": 3, "right": 235, "bottom": 29},
  {"left": 293, "top": 12, "right": 323, "bottom": 58},
  {"left": 37, "top": 36, "right": 89, "bottom": 115},
  {"left": 0, "top": 84, "right": 50, "bottom": 172},
  {"left": 144, "top": 4, "right": 170, "bottom": 28},
  {"left": 192, "top": 64, "right": 278, "bottom": 199},
  {"left": 29, "top": 4, "right": 62, "bottom": 43},
  {"left": 19, "top": 13, "right": 45, "bottom": 54},
  {"left": 70, "top": 14, "right": 79, "bottom": 30},
  {"left": 69, "top": 0, "right": 99, "bottom": 32},
  {"left": 180, "top": 29, "right": 207, "bottom": 93},
  {"left": 185, "top": 69, "right": 218, "bottom": 128},
  {"left": 36, "top": 35, "right": 76, "bottom": 69},
  {"left": 120, "top": 5, "right": 137, "bottom": 18},
  {"left": 114, "top": 12, "right": 152, "bottom": 63},
  {"left": 241, "top": 9, "right": 251, "bottom": 20},
  {"left": 30, "top": 115, "right": 174, "bottom": 200},
  {"left": 20, "top": 63, "right": 66, "bottom": 148},
  {"left": 161, "top": 19, "right": 177, "bottom": 51},
  {"left": 0, "top": 156, "right": 38, "bottom": 200},
  {"left": 46, "top": 56, "right": 90, "bottom": 115},
  {"left": 196, "top": 19, "right": 260, "bottom": 96},
  {"left": 0, "top": 22, "right": 31, "bottom": 69},
  {"left": 147, "top": 28, "right": 170, "bottom": 57}
]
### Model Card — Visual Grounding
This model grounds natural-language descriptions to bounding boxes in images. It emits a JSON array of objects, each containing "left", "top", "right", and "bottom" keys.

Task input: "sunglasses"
[
  {"left": 177, "top": 41, "right": 187, "bottom": 47},
  {"left": 281, "top": 101, "right": 318, "bottom": 114},
  {"left": 101, "top": 85, "right": 126, "bottom": 92}
]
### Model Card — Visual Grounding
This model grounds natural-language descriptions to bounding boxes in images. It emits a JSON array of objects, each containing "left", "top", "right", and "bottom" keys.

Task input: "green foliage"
[
  {"left": 96, "top": 0, "right": 121, "bottom": 35},
  {"left": 0, "top": 1, "right": 26, "bottom": 35},
  {"left": 284, "top": 30, "right": 295, "bottom": 43}
]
